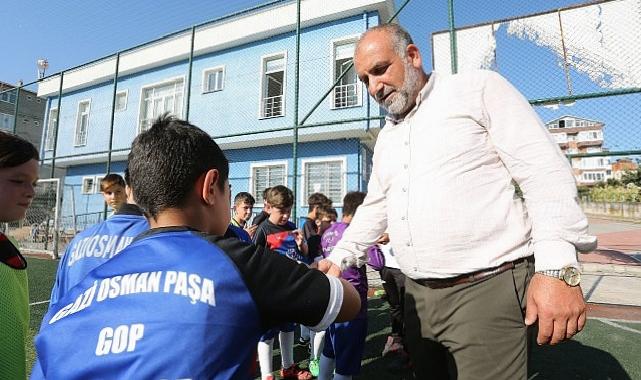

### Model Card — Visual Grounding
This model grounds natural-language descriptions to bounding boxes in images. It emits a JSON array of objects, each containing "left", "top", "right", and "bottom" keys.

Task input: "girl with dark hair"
[{"left": 0, "top": 131, "right": 39, "bottom": 379}]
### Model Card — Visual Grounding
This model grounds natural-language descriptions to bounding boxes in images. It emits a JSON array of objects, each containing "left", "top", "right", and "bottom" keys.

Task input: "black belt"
[{"left": 412, "top": 256, "right": 532, "bottom": 289}]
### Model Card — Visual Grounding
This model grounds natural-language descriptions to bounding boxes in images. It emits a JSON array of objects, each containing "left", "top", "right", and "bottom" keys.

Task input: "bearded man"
[{"left": 318, "top": 24, "right": 596, "bottom": 379}]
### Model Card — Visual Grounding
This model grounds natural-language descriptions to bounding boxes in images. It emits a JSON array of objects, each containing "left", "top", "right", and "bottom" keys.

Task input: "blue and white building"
[{"left": 37, "top": 0, "right": 394, "bottom": 225}]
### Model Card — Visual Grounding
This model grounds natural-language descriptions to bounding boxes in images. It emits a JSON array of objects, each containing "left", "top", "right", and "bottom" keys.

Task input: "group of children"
[{"left": 0, "top": 113, "right": 402, "bottom": 379}]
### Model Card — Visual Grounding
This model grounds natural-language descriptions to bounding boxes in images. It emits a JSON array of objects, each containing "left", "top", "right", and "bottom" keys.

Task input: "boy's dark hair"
[
  {"left": 316, "top": 204, "right": 336, "bottom": 220},
  {"left": 307, "top": 192, "right": 331, "bottom": 209},
  {"left": 0, "top": 131, "right": 39, "bottom": 169},
  {"left": 234, "top": 192, "right": 255, "bottom": 206},
  {"left": 261, "top": 187, "right": 271, "bottom": 203},
  {"left": 342, "top": 191, "right": 366, "bottom": 217},
  {"left": 100, "top": 173, "right": 126, "bottom": 192},
  {"left": 123, "top": 168, "right": 131, "bottom": 187},
  {"left": 264, "top": 185, "right": 294, "bottom": 209},
  {"left": 128, "top": 114, "right": 229, "bottom": 219}
]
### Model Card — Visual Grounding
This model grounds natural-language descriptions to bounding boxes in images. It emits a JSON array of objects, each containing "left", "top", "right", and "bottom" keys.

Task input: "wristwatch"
[{"left": 536, "top": 266, "right": 581, "bottom": 286}]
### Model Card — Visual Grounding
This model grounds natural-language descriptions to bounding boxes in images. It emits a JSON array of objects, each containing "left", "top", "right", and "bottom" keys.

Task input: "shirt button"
[
  {"left": 403, "top": 164, "right": 408, "bottom": 169},
  {"left": 402, "top": 187, "right": 407, "bottom": 192},
  {"left": 406, "top": 242, "right": 411, "bottom": 247},
  {"left": 404, "top": 141, "right": 409, "bottom": 146}
]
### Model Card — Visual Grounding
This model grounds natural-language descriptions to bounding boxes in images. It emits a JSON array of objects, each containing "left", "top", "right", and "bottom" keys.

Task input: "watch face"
[{"left": 562, "top": 267, "right": 581, "bottom": 286}]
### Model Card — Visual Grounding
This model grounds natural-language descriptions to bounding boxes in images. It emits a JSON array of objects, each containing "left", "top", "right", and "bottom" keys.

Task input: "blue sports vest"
[{"left": 33, "top": 229, "right": 264, "bottom": 379}]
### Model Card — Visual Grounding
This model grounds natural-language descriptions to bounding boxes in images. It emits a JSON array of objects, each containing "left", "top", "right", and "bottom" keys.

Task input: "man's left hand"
[{"left": 524, "top": 273, "right": 586, "bottom": 345}]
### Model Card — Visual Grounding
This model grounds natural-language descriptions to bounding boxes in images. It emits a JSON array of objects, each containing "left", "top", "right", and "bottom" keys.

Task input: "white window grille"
[
  {"left": 332, "top": 40, "right": 360, "bottom": 109},
  {"left": 74, "top": 100, "right": 91, "bottom": 146},
  {"left": 260, "top": 54, "right": 285, "bottom": 118},
  {"left": 45, "top": 108, "right": 58, "bottom": 151},
  {"left": 115, "top": 91, "right": 128, "bottom": 112},
  {"left": 203, "top": 66, "right": 225, "bottom": 93},
  {"left": 139, "top": 78, "right": 184, "bottom": 133},
  {"left": 0, "top": 112, "right": 14, "bottom": 131},
  {"left": 81, "top": 177, "right": 96, "bottom": 194},
  {"left": 302, "top": 157, "right": 346, "bottom": 205},
  {"left": 251, "top": 162, "right": 287, "bottom": 204}
]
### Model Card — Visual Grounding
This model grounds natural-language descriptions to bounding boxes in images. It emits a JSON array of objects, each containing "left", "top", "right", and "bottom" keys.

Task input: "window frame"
[
  {"left": 258, "top": 51, "right": 287, "bottom": 119},
  {"left": 300, "top": 155, "right": 347, "bottom": 207},
  {"left": 249, "top": 160, "right": 289, "bottom": 206},
  {"left": 73, "top": 99, "right": 92, "bottom": 147},
  {"left": 81, "top": 176, "right": 96, "bottom": 194},
  {"left": 137, "top": 75, "right": 186, "bottom": 134},
  {"left": 45, "top": 107, "right": 59, "bottom": 151},
  {"left": 329, "top": 35, "right": 362, "bottom": 110},
  {"left": 202, "top": 65, "right": 226, "bottom": 93},
  {"left": 115, "top": 90, "right": 128, "bottom": 112}
]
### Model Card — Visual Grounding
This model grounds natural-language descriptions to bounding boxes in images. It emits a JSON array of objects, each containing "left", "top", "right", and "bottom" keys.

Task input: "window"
[
  {"left": 203, "top": 66, "right": 225, "bottom": 93},
  {"left": 558, "top": 120, "right": 565, "bottom": 128},
  {"left": 332, "top": 39, "right": 360, "bottom": 108},
  {"left": 0, "top": 113, "right": 14, "bottom": 130},
  {"left": 95, "top": 175, "right": 105, "bottom": 193},
  {"left": 0, "top": 89, "right": 17, "bottom": 104},
  {"left": 45, "top": 108, "right": 58, "bottom": 151},
  {"left": 260, "top": 54, "right": 286, "bottom": 118},
  {"left": 27, "top": 95, "right": 33, "bottom": 101},
  {"left": 302, "top": 157, "right": 346, "bottom": 205},
  {"left": 81, "top": 177, "right": 96, "bottom": 194},
  {"left": 74, "top": 100, "right": 91, "bottom": 146},
  {"left": 250, "top": 161, "right": 287, "bottom": 204},
  {"left": 139, "top": 77, "right": 184, "bottom": 132},
  {"left": 115, "top": 91, "right": 128, "bottom": 112}
]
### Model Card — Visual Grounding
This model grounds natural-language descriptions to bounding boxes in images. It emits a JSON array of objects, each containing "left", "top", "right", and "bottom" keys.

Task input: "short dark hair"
[
  {"left": 234, "top": 192, "right": 255, "bottom": 206},
  {"left": 264, "top": 185, "right": 294, "bottom": 209},
  {"left": 316, "top": 204, "right": 337, "bottom": 221},
  {"left": 342, "top": 191, "right": 366, "bottom": 217},
  {"left": 123, "top": 168, "right": 131, "bottom": 187},
  {"left": 128, "top": 114, "right": 229, "bottom": 218},
  {"left": 307, "top": 192, "right": 331, "bottom": 209},
  {"left": 100, "top": 173, "right": 125, "bottom": 192},
  {"left": 0, "top": 131, "right": 39, "bottom": 169}
]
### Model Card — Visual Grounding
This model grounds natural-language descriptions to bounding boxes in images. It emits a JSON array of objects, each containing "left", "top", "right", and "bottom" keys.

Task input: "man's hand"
[
  {"left": 525, "top": 273, "right": 586, "bottom": 345},
  {"left": 314, "top": 258, "right": 342, "bottom": 277}
]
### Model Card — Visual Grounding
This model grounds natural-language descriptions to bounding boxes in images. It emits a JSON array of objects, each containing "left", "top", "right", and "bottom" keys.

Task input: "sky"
[{"left": 1, "top": 0, "right": 638, "bottom": 152}]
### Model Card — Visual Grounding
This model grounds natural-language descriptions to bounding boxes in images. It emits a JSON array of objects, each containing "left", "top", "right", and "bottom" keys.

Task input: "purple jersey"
[{"left": 321, "top": 222, "right": 368, "bottom": 318}]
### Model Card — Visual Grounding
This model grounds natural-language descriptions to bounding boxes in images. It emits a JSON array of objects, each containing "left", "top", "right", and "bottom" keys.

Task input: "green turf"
[
  {"left": 26, "top": 257, "right": 59, "bottom": 373},
  {"left": 24, "top": 259, "right": 641, "bottom": 379}
]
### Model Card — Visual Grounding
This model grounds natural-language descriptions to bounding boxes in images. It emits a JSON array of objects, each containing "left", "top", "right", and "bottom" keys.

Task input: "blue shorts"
[
  {"left": 260, "top": 322, "right": 296, "bottom": 341},
  {"left": 322, "top": 318, "right": 368, "bottom": 375}
]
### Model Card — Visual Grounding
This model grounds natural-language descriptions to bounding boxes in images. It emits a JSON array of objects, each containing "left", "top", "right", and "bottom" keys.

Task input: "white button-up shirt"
[{"left": 328, "top": 70, "right": 596, "bottom": 279}]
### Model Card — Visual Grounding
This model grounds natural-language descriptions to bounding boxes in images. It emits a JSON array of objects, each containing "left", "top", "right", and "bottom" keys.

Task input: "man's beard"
[{"left": 379, "top": 61, "right": 421, "bottom": 117}]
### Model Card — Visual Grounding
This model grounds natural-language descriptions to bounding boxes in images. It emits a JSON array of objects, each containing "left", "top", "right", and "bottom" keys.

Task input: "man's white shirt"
[{"left": 328, "top": 70, "right": 596, "bottom": 279}]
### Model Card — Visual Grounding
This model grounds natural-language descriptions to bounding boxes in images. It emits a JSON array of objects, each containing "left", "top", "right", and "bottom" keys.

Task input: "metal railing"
[{"left": 262, "top": 95, "right": 283, "bottom": 118}]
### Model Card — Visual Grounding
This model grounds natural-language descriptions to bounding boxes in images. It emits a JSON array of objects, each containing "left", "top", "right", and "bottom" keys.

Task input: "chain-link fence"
[{"left": 2, "top": 0, "right": 640, "bottom": 260}]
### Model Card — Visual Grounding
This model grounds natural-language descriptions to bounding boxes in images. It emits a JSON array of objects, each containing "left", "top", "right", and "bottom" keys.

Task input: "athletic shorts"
[
  {"left": 260, "top": 322, "right": 296, "bottom": 341},
  {"left": 322, "top": 318, "right": 367, "bottom": 375}
]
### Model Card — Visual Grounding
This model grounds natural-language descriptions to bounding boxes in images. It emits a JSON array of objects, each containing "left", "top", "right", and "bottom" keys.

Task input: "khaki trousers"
[{"left": 404, "top": 257, "right": 534, "bottom": 380}]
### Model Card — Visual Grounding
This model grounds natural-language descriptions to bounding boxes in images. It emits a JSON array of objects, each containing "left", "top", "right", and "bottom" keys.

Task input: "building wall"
[
  {"left": 42, "top": 11, "right": 382, "bottom": 161},
  {"left": 60, "top": 139, "right": 370, "bottom": 224},
  {"left": 0, "top": 85, "right": 45, "bottom": 148}
]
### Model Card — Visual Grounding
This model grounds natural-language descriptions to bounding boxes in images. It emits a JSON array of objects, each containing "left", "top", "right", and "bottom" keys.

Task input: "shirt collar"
[{"left": 385, "top": 72, "right": 434, "bottom": 125}]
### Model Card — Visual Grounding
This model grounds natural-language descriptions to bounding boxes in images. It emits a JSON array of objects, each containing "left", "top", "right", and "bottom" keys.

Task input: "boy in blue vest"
[
  {"left": 48, "top": 171, "right": 149, "bottom": 306},
  {"left": 32, "top": 114, "right": 360, "bottom": 380},
  {"left": 253, "top": 185, "right": 313, "bottom": 380}
]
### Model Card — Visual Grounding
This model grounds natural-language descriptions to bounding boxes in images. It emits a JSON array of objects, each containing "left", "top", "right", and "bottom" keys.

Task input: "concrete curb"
[{"left": 581, "top": 262, "right": 641, "bottom": 277}]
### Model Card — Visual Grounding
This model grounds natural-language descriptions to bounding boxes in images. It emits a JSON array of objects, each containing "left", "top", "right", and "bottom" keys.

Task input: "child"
[
  {"left": 253, "top": 185, "right": 312, "bottom": 380},
  {"left": 306, "top": 204, "right": 338, "bottom": 377},
  {"left": 0, "top": 131, "right": 39, "bottom": 379},
  {"left": 32, "top": 115, "right": 360, "bottom": 379},
  {"left": 301, "top": 192, "right": 332, "bottom": 241},
  {"left": 100, "top": 173, "right": 127, "bottom": 213},
  {"left": 48, "top": 168, "right": 149, "bottom": 306},
  {"left": 318, "top": 192, "right": 369, "bottom": 380},
  {"left": 230, "top": 191, "right": 257, "bottom": 238},
  {"left": 298, "top": 193, "right": 331, "bottom": 346}
]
